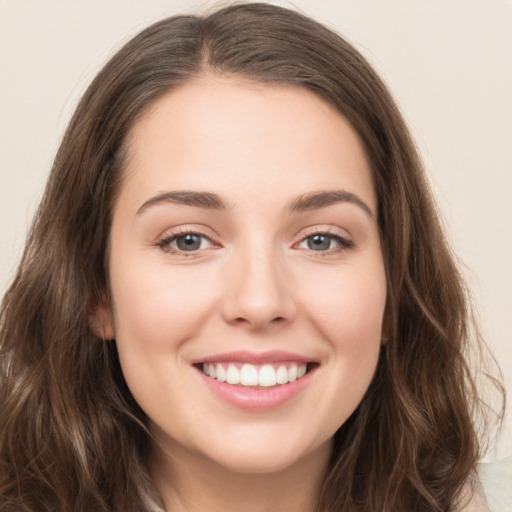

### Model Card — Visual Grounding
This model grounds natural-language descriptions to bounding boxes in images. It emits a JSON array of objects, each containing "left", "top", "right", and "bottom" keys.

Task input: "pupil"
[
  {"left": 308, "top": 234, "right": 330, "bottom": 251},
  {"left": 177, "top": 234, "right": 201, "bottom": 251}
]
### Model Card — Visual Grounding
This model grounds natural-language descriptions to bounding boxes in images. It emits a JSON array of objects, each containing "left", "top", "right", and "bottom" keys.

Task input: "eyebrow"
[
  {"left": 136, "top": 190, "right": 230, "bottom": 215},
  {"left": 136, "top": 189, "right": 374, "bottom": 218},
  {"left": 287, "top": 190, "right": 374, "bottom": 218}
]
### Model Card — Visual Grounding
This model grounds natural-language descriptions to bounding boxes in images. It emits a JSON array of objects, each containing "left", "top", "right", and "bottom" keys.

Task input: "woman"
[{"left": 0, "top": 3, "right": 500, "bottom": 511}]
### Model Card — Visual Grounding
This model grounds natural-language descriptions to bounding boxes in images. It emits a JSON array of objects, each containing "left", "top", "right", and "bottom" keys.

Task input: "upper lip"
[{"left": 191, "top": 350, "right": 315, "bottom": 365}]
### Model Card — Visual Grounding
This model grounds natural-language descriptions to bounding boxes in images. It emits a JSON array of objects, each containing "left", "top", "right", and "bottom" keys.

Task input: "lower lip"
[{"left": 197, "top": 368, "right": 315, "bottom": 412}]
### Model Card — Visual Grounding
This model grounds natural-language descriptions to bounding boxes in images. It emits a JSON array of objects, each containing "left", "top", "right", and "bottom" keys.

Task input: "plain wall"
[{"left": 1, "top": 0, "right": 511, "bottom": 459}]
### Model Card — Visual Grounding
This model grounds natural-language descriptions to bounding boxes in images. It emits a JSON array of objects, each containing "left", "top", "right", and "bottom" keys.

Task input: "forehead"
[{"left": 120, "top": 75, "right": 376, "bottom": 212}]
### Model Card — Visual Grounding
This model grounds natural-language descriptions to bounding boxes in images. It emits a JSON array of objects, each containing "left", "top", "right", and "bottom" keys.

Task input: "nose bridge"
[{"left": 222, "top": 235, "right": 295, "bottom": 329}]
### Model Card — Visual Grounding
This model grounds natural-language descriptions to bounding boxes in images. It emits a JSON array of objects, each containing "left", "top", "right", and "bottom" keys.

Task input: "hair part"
[{"left": 0, "top": 3, "right": 503, "bottom": 511}]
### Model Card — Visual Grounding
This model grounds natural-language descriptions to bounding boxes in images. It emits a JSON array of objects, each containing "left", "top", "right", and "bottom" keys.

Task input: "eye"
[
  {"left": 158, "top": 232, "right": 213, "bottom": 253},
  {"left": 298, "top": 233, "right": 353, "bottom": 252}
]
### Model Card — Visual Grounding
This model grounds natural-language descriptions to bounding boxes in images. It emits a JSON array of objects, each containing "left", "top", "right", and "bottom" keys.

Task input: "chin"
[
  {"left": 196, "top": 432, "right": 332, "bottom": 476},
  {"left": 212, "top": 451, "right": 300, "bottom": 475}
]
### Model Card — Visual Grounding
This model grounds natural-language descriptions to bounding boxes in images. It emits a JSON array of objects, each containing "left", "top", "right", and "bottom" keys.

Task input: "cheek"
[
  {"left": 304, "top": 269, "right": 386, "bottom": 436},
  {"left": 299, "top": 261, "right": 387, "bottom": 350},
  {"left": 109, "top": 255, "right": 222, "bottom": 351},
  {"left": 295, "top": 258, "right": 386, "bottom": 429},
  {"left": 108, "top": 257, "right": 223, "bottom": 422}
]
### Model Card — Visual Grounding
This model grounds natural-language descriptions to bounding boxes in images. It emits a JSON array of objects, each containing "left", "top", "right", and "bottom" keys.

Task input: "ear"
[{"left": 89, "top": 296, "right": 116, "bottom": 340}]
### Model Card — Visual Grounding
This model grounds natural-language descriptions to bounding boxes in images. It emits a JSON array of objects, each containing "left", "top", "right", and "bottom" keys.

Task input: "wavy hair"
[{"left": 0, "top": 3, "right": 503, "bottom": 511}]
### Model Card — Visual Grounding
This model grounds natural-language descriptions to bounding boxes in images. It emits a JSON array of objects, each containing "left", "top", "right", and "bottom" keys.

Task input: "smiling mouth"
[{"left": 196, "top": 362, "right": 317, "bottom": 388}]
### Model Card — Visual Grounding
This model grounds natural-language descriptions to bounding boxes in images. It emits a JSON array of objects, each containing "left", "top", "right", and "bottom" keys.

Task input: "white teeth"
[
  {"left": 258, "top": 364, "right": 277, "bottom": 387},
  {"left": 226, "top": 364, "right": 240, "bottom": 384},
  {"left": 240, "top": 364, "right": 259, "bottom": 386},
  {"left": 202, "top": 362, "right": 309, "bottom": 387},
  {"left": 216, "top": 364, "right": 226, "bottom": 382},
  {"left": 276, "top": 365, "right": 288, "bottom": 384}
]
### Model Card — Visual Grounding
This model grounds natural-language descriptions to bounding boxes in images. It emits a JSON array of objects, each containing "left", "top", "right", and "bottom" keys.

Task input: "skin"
[{"left": 95, "top": 75, "right": 388, "bottom": 511}]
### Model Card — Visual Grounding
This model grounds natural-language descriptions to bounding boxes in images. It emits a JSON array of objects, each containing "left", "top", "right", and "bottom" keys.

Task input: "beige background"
[{"left": 1, "top": 0, "right": 511, "bottom": 460}]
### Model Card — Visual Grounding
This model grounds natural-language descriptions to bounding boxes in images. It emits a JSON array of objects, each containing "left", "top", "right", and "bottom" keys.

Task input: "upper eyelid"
[
  {"left": 295, "top": 225, "right": 351, "bottom": 240},
  {"left": 158, "top": 225, "right": 217, "bottom": 241},
  {"left": 165, "top": 232, "right": 212, "bottom": 242}
]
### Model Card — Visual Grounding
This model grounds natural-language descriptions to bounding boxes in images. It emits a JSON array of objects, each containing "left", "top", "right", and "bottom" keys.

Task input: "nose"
[{"left": 221, "top": 247, "right": 297, "bottom": 331}]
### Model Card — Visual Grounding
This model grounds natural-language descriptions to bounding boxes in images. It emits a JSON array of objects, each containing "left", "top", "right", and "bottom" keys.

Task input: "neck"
[{"left": 150, "top": 440, "right": 331, "bottom": 512}]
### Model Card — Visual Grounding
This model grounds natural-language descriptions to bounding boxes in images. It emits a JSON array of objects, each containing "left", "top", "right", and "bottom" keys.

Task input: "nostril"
[{"left": 234, "top": 316, "right": 285, "bottom": 322}]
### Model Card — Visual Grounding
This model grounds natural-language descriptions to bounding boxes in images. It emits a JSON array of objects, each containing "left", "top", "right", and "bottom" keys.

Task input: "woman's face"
[{"left": 99, "top": 76, "right": 387, "bottom": 474}]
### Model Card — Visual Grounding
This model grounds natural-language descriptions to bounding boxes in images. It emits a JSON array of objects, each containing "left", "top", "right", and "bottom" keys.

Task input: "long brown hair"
[{"left": 0, "top": 3, "right": 503, "bottom": 511}]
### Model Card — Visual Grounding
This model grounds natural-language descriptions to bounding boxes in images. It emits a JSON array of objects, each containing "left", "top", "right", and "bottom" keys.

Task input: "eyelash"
[
  {"left": 156, "top": 228, "right": 354, "bottom": 256},
  {"left": 156, "top": 228, "right": 214, "bottom": 256},
  {"left": 297, "top": 228, "right": 354, "bottom": 254}
]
